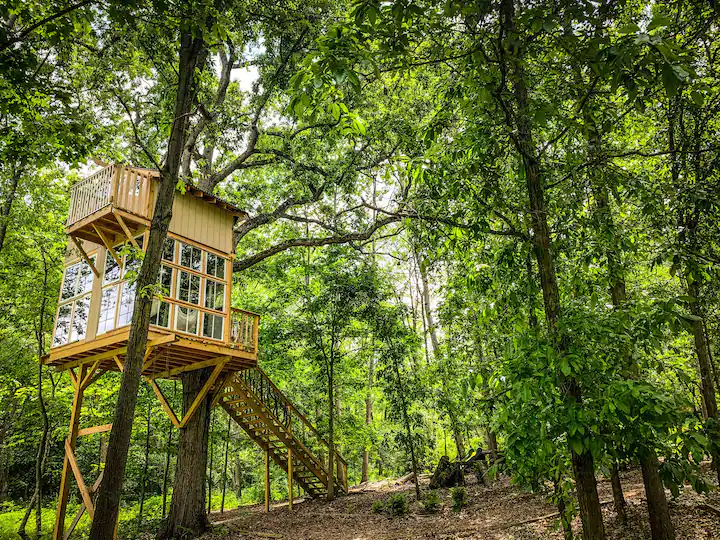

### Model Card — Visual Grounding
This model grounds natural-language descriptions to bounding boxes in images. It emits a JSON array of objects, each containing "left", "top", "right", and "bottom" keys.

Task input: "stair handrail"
[
  {"left": 226, "top": 375, "right": 333, "bottom": 485},
  {"left": 251, "top": 367, "right": 348, "bottom": 468}
]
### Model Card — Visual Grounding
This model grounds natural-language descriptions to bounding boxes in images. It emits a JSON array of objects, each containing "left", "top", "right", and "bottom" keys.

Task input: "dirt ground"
[{"left": 205, "top": 467, "right": 720, "bottom": 540}]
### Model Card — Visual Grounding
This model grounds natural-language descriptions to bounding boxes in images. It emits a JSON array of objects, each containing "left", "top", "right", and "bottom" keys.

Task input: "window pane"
[
  {"left": 204, "top": 279, "right": 225, "bottom": 311},
  {"left": 206, "top": 253, "right": 225, "bottom": 279},
  {"left": 202, "top": 313, "right": 224, "bottom": 340},
  {"left": 97, "top": 286, "right": 118, "bottom": 334},
  {"left": 61, "top": 264, "right": 79, "bottom": 301},
  {"left": 118, "top": 282, "right": 136, "bottom": 326},
  {"left": 70, "top": 295, "right": 91, "bottom": 342},
  {"left": 104, "top": 251, "right": 121, "bottom": 283},
  {"left": 78, "top": 259, "right": 95, "bottom": 295},
  {"left": 158, "top": 265, "right": 173, "bottom": 295},
  {"left": 53, "top": 304, "right": 72, "bottom": 346},
  {"left": 162, "top": 238, "right": 175, "bottom": 262},
  {"left": 175, "top": 306, "right": 198, "bottom": 334},
  {"left": 180, "top": 243, "right": 201, "bottom": 271},
  {"left": 150, "top": 300, "right": 170, "bottom": 328},
  {"left": 177, "top": 271, "right": 200, "bottom": 304}
]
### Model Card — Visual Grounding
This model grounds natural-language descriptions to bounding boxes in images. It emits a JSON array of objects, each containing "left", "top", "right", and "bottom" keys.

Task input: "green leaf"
[
  {"left": 661, "top": 63, "right": 681, "bottom": 98},
  {"left": 618, "top": 23, "right": 640, "bottom": 35},
  {"left": 690, "top": 90, "right": 705, "bottom": 107}
]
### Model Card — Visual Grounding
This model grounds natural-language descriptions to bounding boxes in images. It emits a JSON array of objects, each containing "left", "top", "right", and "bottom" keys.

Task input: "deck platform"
[{"left": 44, "top": 327, "right": 258, "bottom": 379}]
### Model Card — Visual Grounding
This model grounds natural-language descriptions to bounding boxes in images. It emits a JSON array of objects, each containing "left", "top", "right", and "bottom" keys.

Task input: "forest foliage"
[{"left": 1, "top": 0, "right": 720, "bottom": 539}]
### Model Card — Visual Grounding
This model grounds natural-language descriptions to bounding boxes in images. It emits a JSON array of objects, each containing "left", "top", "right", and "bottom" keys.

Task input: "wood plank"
[
  {"left": 179, "top": 359, "right": 228, "bottom": 429},
  {"left": 78, "top": 423, "right": 113, "bottom": 436},
  {"left": 65, "top": 439, "right": 95, "bottom": 518},
  {"left": 81, "top": 358, "right": 103, "bottom": 389},
  {"left": 113, "top": 212, "right": 141, "bottom": 249},
  {"left": 113, "top": 355, "right": 124, "bottom": 372},
  {"left": 58, "top": 333, "right": 176, "bottom": 372},
  {"left": 69, "top": 236, "right": 100, "bottom": 277},
  {"left": 148, "top": 379, "right": 181, "bottom": 428},
  {"left": 92, "top": 224, "right": 122, "bottom": 266},
  {"left": 151, "top": 355, "right": 229, "bottom": 380}
]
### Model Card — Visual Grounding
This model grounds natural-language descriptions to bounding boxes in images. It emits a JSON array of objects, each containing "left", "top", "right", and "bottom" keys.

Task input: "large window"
[
  {"left": 162, "top": 237, "right": 175, "bottom": 262},
  {"left": 53, "top": 257, "right": 96, "bottom": 347},
  {"left": 117, "top": 282, "right": 135, "bottom": 326}
]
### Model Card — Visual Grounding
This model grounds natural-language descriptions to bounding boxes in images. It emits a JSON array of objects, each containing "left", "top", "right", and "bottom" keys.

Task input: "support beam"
[
  {"left": 147, "top": 379, "right": 181, "bottom": 428},
  {"left": 113, "top": 355, "right": 124, "bottom": 372},
  {"left": 69, "top": 235, "right": 100, "bottom": 277},
  {"left": 81, "top": 358, "right": 103, "bottom": 390},
  {"left": 92, "top": 223, "right": 121, "bottom": 265},
  {"left": 64, "top": 471, "right": 104, "bottom": 540},
  {"left": 65, "top": 439, "right": 95, "bottom": 518},
  {"left": 78, "top": 424, "right": 113, "bottom": 437},
  {"left": 54, "top": 364, "right": 87, "bottom": 540},
  {"left": 150, "top": 355, "right": 229, "bottom": 380},
  {"left": 113, "top": 212, "right": 140, "bottom": 249},
  {"left": 265, "top": 449, "right": 271, "bottom": 513},
  {"left": 179, "top": 359, "right": 228, "bottom": 429},
  {"left": 67, "top": 368, "right": 78, "bottom": 389}
]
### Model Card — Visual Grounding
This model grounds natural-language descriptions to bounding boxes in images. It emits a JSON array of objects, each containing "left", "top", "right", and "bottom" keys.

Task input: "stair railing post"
[{"left": 264, "top": 448, "right": 270, "bottom": 513}]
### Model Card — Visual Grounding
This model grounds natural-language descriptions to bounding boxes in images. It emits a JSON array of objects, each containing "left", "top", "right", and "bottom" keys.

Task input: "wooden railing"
[
  {"left": 238, "top": 367, "right": 348, "bottom": 492},
  {"left": 67, "top": 165, "right": 154, "bottom": 226},
  {"left": 230, "top": 308, "right": 260, "bottom": 354}
]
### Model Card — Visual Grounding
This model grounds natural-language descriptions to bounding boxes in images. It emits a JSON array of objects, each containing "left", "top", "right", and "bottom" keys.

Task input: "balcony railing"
[
  {"left": 67, "top": 165, "right": 154, "bottom": 227},
  {"left": 230, "top": 308, "right": 259, "bottom": 354}
]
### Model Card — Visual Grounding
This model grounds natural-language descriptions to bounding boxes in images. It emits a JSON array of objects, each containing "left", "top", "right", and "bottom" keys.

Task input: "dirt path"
[{"left": 205, "top": 468, "right": 720, "bottom": 539}]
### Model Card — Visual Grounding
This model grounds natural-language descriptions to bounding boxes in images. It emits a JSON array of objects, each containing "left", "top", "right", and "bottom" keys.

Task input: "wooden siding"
[{"left": 168, "top": 190, "right": 234, "bottom": 254}]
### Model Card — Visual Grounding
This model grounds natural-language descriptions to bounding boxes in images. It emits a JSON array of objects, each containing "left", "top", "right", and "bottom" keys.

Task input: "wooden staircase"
[{"left": 216, "top": 368, "right": 348, "bottom": 498}]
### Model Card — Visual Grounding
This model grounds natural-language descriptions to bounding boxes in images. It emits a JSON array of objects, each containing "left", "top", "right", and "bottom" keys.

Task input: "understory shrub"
[
  {"left": 450, "top": 486, "right": 467, "bottom": 512},
  {"left": 421, "top": 490, "right": 441, "bottom": 513}
]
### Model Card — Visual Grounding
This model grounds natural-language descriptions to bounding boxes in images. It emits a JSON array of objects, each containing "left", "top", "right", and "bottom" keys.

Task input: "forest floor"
[{"left": 205, "top": 464, "right": 720, "bottom": 540}]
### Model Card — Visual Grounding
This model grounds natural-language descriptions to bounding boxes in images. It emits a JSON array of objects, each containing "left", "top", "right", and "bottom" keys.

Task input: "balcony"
[{"left": 67, "top": 164, "right": 156, "bottom": 245}]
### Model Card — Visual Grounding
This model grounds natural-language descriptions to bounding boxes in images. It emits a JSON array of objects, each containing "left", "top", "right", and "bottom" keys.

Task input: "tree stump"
[{"left": 429, "top": 456, "right": 464, "bottom": 489}]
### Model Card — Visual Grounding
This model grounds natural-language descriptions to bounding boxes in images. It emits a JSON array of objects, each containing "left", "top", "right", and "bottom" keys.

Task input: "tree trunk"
[
  {"left": 137, "top": 396, "right": 152, "bottom": 532},
  {"left": 162, "top": 381, "right": 176, "bottom": 519},
  {"left": 640, "top": 449, "right": 674, "bottom": 540},
  {"left": 391, "top": 350, "right": 420, "bottom": 499},
  {"left": 158, "top": 369, "right": 213, "bottom": 539},
  {"left": 207, "top": 411, "right": 214, "bottom": 513},
  {"left": 498, "top": 0, "right": 604, "bottom": 537},
  {"left": 362, "top": 354, "right": 374, "bottom": 483},
  {"left": 609, "top": 463, "right": 627, "bottom": 524},
  {"left": 221, "top": 414, "right": 231, "bottom": 513},
  {"left": 0, "top": 166, "right": 21, "bottom": 255},
  {"left": 327, "top": 356, "right": 335, "bottom": 501},
  {"left": 89, "top": 25, "right": 207, "bottom": 540}
]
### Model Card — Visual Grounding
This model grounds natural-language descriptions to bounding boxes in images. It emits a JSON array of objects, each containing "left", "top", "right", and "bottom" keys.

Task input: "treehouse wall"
[{"left": 165, "top": 188, "right": 236, "bottom": 254}]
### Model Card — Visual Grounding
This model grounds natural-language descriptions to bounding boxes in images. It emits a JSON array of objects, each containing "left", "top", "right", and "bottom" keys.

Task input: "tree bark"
[
  {"left": 362, "top": 353, "right": 374, "bottom": 483},
  {"left": 137, "top": 396, "right": 152, "bottom": 532},
  {"left": 162, "top": 381, "right": 176, "bottom": 519},
  {"left": 89, "top": 25, "right": 207, "bottom": 540},
  {"left": 640, "top": 448, "right": 675, "bottom": 540},
  {"left": 609, "top": 463, "right": 627, "bottom": 525},
  {"left": 221, "top": 414, "right": 231, "bottom": 513},
  {"left": 498, "top": 0, "right": 604, "bottom": 537},
  {"left": 0, "top": 166, "right": 21, "bottom": 255},
  {"left": 158, "top": 369, "right": 213, "bottom": 539}
]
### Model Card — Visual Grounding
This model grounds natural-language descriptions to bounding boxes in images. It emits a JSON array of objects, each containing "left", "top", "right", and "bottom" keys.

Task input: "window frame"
[{"left": 53, "top": 255, "right": 97, "bottom": 347}]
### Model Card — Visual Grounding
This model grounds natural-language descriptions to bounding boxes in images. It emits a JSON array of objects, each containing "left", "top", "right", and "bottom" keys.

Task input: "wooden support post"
[
  {"left": 265, "top": 448, "right": 270, "bottom": 513},
  {"left": 69, "top": 235, "right": 100, "bottom": 277},
  {"left": 178, "top": 359, "right": 227, "bottom": 428},
  {"left": 92, "top": 223, "right": 121, "bottom": 265},
  {"left": 113, "top": 212, "right": 140, "bottom": 249},
  {"left": 148, "top": 379, "right": 181, "bottom": 428},
  {"left": 287, "top": 447, "right": 293, "bottom": 512},
  {"left": 54, "top": 365, "right": 87, "bottom": 540}
]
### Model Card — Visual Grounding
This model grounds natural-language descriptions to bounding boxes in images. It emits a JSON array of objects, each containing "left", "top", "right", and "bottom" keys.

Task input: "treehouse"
[{"left": 47, "top": 164, "right": 347, "bottom": 540}]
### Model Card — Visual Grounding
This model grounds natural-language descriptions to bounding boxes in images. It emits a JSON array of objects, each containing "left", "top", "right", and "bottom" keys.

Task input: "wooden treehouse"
[{"left": 47, "top": 164, "right": 348, "bottom": 539}]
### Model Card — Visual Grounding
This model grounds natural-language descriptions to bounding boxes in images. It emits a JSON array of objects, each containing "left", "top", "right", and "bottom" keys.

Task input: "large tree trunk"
[
  {"left": 498, "top": 0, "right": 604, "bottom": 537},
  {"left": 0, "top": 166, "right": 21, "bottom": 255},
  {"left": 641, "top": 448, "right": 675, "bottom": 540},
  {"left": 158, "top": 369, "right": 213, "bottom": 539},
  {"left": 89, "top": 26, "right": 207, "bottom": 540}
]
